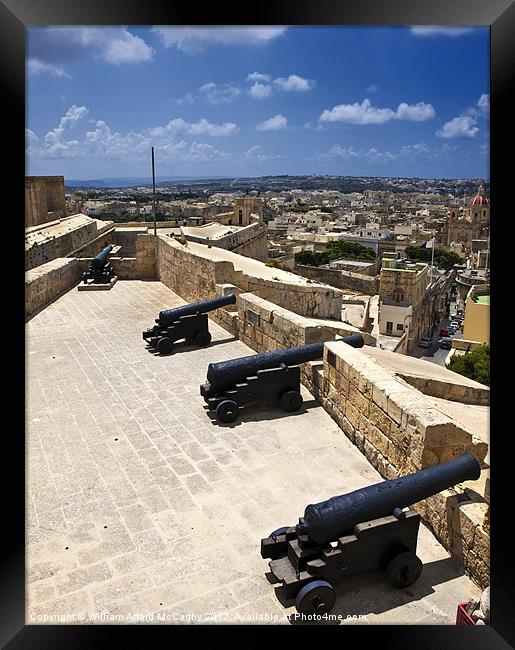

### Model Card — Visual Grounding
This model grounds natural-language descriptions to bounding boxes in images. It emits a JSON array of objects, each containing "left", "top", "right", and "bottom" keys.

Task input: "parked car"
[
  {"left": 418, "top": 337, "right": 433, "bottom": 348},
  {"left": 440, "top": 327, "right": 451, "bottom": 337},
  {"left": 440, "top": 338, "right": 452, "bottom": 350},
  {"left": 450, "top": 321, "right": 460, "bottom": 330}
]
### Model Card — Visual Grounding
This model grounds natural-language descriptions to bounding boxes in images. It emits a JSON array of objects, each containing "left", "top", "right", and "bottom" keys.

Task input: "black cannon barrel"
[
  {"left": 91, "top": 245, "right": 113, "bottom": 269},
  {"left": 158, "top": 294, "right": 237, "bottom": 326},
  {"left": 297, "top": 452, "right": 481, "bottom": 545},
  {"left": 206, "top": 333, "right": 364, "bottom": 390}
]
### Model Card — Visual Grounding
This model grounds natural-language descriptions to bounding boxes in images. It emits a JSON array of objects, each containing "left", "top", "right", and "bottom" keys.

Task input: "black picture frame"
[{"left": 4, "top": 0, "right": 513, "bottom": 646}]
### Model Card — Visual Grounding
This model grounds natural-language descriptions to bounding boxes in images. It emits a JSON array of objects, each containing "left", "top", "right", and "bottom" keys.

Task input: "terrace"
[{"left": 27, "top": 279, "right": 482, "bottom": 624}]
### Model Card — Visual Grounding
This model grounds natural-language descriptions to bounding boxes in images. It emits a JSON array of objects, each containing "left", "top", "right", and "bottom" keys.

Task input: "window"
[
  {"left": 238, "top": 209, "right": 243, "bottom": 225},
  {"left": 397, "top": 324, "right": 404, "bottom": 331},
  {"left": 386, "top": 321, "right": 393, "bottom": 333},
  {"left": 392, "top": 287, "right": 405, "bottom": 303}
]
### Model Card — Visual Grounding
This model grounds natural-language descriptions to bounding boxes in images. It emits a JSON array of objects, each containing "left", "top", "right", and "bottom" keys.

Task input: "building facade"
[
  {"left": 462, "top": 284, "right": 490, "bottom": 345},
  {"left": 26, "top": 176, "right": 67, "bottom": 228},
  {"left": 440, "top": 183, "right": 490, "bottom": 253},
  {"left": 378, "top": 257, "right": 452, "bottom": 350}
]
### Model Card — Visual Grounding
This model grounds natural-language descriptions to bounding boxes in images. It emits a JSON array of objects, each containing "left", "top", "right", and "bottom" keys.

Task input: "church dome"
[{"left": 469, "top": 183, "right": 489, "bottom": 206}]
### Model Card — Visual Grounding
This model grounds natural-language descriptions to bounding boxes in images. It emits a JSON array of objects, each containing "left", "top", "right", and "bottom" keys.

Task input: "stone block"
[
  {"left": 348, "top": 383, "right": 370, "bottom": 416},
  {"left": 368, "top": 402, "right": 392, "bottom": 438}
]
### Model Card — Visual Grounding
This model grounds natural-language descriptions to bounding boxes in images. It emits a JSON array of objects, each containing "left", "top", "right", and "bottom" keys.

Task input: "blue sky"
[{"left": 26, "top": 26, "right": 489, "bottom": 180}]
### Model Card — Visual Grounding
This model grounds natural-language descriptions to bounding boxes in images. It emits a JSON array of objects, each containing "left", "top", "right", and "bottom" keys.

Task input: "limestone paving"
[{"left": 26, "top": 280, "right": 480, "bottom": 625}]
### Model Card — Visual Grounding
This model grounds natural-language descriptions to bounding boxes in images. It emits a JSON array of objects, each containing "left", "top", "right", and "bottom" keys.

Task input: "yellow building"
[{"left": 462, "top": 284, "right": 490, "bottom": 345}]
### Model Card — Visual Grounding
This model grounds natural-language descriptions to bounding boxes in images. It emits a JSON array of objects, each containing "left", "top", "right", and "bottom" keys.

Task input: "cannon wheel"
[
  {"left": 156, "top": 337, "right": 174, "bottom": 355},
  {"left": 215, "top": 399, "right": 239, "bottom": 423},
  {"left": 280, "top": 390, "right": 303, "bottom": 412},
  {"left": 295, "top": 580, "right": 336, "bottom": 616},
  {"left": 386, "top": 551, "right": 423, "bottom": 588},
  {"left": 195, "top": 329, "right": 212, "bottom": 347}
]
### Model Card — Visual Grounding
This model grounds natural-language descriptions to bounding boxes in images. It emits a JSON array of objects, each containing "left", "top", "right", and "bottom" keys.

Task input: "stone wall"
[
  {"left": 232, "top": 229, "right": 269, "bottom": 262},
  {"left": 295, "top": 263, "right": 379, "bottom": 295},
  {"left": 25, "top": 258, "right": 82, "bottom": 320},
  {"left": 156, "top": 235, "right": 343, "bottom": 319},
  {"left": 74, "top": 233, "right": 156, "bottom": 280},
  {"left": 25, "top": 218, "right": 113, "bottom": 271},
  {"left": 311, "top": 339, "right": 489, "bottom": 588},
  {"left": 25, "top": 176, "right": 67, "bottom": 228}
]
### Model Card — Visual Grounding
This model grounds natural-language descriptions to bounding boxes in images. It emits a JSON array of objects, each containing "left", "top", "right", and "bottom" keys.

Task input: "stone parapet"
[
  {"left": 295, "top": 263, "right": 379, "bottom": 295},
  {"left": 156, "top": 235, "right": 344, "bottom": 319},
  {"left": 25, "top": 258, "right": 82, "bottom": 320},
  {"left": 310, "top": 339, "right": 489, "bottom": 588}
]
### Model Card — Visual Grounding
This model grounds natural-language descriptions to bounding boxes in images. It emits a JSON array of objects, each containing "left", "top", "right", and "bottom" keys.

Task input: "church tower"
[{"left": 466, "top": 182, "right": 490, "bottom": 224}]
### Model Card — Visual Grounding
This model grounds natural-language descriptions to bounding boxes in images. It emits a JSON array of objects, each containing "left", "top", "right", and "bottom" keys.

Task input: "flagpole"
[{"left": 429, "top": 229, "right": 435, "bottom": 285}]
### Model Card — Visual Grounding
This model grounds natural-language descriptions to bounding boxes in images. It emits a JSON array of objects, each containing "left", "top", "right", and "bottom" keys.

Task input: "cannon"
[
  {"left": 142, "top": 294, "right": 237, "bottom": 355},
  {"left": 81, "top": 245, "right": 115, "bottom": 285},
  {"left": 261, "top": 452, "right": 481, "bottom": 617},
  {"left": 200, "top": 333, "right": 364, "bottom": 423}
]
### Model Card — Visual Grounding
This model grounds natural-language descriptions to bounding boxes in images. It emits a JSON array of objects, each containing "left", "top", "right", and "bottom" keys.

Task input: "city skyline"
[{"left": 26, "top": 26, "right": 489, "bottom": 180}]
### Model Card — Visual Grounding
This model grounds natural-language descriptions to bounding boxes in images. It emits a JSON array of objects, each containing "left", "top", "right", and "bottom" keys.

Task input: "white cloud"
[
  {"left": 245, "top": 145, "right": 283, "bottom": 161},
  {"left": 101, "top": 30, "right": 154, "bottom": 64},
  {"left": 249, "top": 82, "right": 272, "bottom": 99},
  {"left": 28, "top": 27, "right": 154, "bottom": 72},
  {"left": 44, "top": 105, "right": 90, "bottom": 147},
  {"left": 26, "top": 129, "right": 39, "bottom": 143},
  {"left": 198, "top": 82, "right": 241, "bottom": 104},
  {"left": 366, "top": 84, "right": 379, "bottom": 94},
  {"left": 158, "top": 117, "right": 239, "bottom": 137},
  {"left": 247, "top": 71, "right": 271, "bottom": 82},
  {"left": 28, "top": 107, "right": 235, "bottom": 163},
  {"left": 396, "top": 101, "right": 436, "bottom": 121},
  {"left": 436, "top": 116, "right": 479, "bottom": 138},
  {"left": 325, "top": 145, "right": 360, "bottom": 159},
  {"left": 320, "top": 99, "right": 395, "bottom": 124},
  {"left": 153, "top": 27, "right": 286, "bottom": 54},
  {"left": 477, "top": 93, "right": 489, "bottom": 113},
  {"left": 256, "top": 114, "right": 288, "bottom": 131},
  {"left": 175, "top": 93, "right": 195, "bottom": 106},
  {"left": 27, "top": 59, "right": 70, "bottom": 78},
  {"left": 273, "top": 74, "right": 315, "bottom": 92},
  {"left": 304, "top": 121, "right": 325, "bottom": 131},
  {"left": 319, "top": 98, "right": 436, "bottom": 125},
  {"left": 320, "top": 141, "right": 435, "bottom": 162},
  {"left": 410, "top": 27, "right": 475, "bottom": 37}
]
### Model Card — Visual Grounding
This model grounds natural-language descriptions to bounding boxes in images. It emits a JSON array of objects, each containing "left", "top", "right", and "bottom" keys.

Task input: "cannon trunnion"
[
  {"left": 200, "top": 334, "right": 364, "bottom": 424},
  {"left": 260, "top": 453, "right": 481, "bottom": 617},
  {"left": 143, "top": 294, "right": 236, "bottom": 355}
]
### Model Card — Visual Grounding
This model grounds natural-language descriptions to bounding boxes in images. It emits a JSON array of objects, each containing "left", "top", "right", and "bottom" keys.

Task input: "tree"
[
  {"left": 446, "top": 345, "right": 489, "bottom": 386},
  {"left": 294, "top": 251, "right": 329, "bottom": 266},
  {"left": 326, "top": 240, "right": 376, "bottom": 262},
  {"left": 404, "top": 245, "right": 462, "bottom": 270}
]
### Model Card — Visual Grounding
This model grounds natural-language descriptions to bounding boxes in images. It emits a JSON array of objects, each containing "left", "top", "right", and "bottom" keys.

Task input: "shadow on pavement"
[
  {"left": 205, "top": 399, "right": 320, "bottom": 428},
  {"left": 145, "top": 335, "right": 238, "bottom": 356},
  {"left": 277, "top": 556, "right": 466, "bottom": 624}
]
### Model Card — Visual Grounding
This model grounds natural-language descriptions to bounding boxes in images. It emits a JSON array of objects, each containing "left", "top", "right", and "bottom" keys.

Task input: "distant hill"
[{"left": 65, "top": 176, "right": 229, "bottom": 189}]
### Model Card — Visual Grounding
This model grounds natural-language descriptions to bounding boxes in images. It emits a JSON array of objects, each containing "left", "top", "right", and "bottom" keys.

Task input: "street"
[{"left": 408, "top": 297, "right": 462, "bottom": 367}]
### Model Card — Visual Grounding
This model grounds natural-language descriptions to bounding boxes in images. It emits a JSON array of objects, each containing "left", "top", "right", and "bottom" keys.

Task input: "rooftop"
[{"left": 27, "top": 280, "right": 480, "bottom": 624}]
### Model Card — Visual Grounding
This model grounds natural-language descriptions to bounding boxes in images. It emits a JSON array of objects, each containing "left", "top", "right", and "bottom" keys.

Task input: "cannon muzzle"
[
  {"left": 158, "top": 294, "right": 237, "bottom": 327},
  {"left": 206, "top": 334, "right": 364, "bottom": 390},
  {"left": 297, "top": 452, "right": 481, "bottom": 545},
  {"left": 90, "top": 245, "right": 113, "bottom": 269}
]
